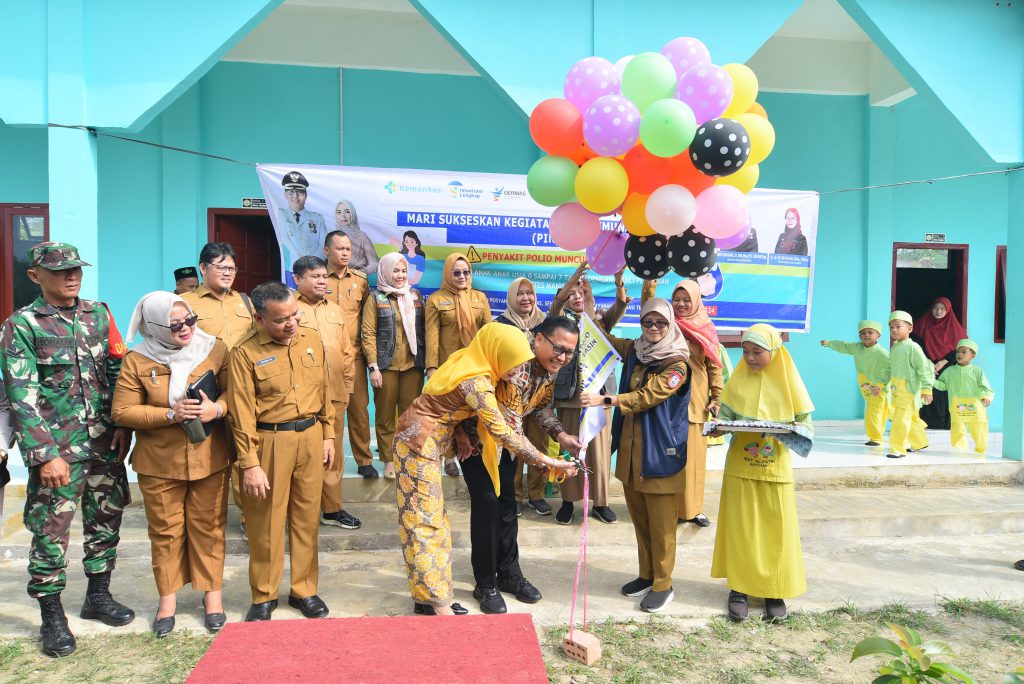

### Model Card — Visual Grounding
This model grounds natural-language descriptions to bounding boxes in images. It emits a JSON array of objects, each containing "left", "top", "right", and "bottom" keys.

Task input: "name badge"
[{"left": 256, "top": 356, "right": 276, "bottom": 366}]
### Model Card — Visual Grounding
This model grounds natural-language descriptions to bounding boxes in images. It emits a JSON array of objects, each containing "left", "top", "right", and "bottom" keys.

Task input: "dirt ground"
[{"left": 0, "top": 599, "right": 1020, "bottom": 683}]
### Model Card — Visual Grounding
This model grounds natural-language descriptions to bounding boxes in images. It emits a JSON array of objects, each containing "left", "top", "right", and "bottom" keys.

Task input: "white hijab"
[
  {"left": 376, "top": 253, "right": 418, "bottom": 354},
  {"left": 126, "top": 291, "right": 217, "bottom": 405}
]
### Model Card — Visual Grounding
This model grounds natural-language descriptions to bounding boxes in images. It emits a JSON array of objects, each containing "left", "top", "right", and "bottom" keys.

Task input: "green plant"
[
  {"left": 1005, "top": 666, "right": 1024, "bottom": 684},
  {"left": 850, "top": 623, "right": 976, "bottom": 684}
]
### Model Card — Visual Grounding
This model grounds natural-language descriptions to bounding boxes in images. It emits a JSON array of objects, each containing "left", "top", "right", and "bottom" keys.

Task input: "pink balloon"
[
  {"left": 694, "top": 185, "right": 750, "bottom": 239},
  {"left": 716, "top": 220, "right": 751, "bottom": 249},
  {"left": 583, "top": 94, "right": 641, "bottom": 157},
  {"left": 660, "top": 36, "right": 711, "bottom": 79},
  {"left": 587, "top": 229, "right": 628, "bottom": 275},
  {"left": 645, "top": 184, "right": 697, "bottom": 237},
  {"left": 549, "top": 202, "right": 602, "bottom": 251},
  {"left": 676, "top": 64, "right": 733, "bottom": 125},
  {"left": 564, "top": 56, "right": 621, "bottom": 114}
]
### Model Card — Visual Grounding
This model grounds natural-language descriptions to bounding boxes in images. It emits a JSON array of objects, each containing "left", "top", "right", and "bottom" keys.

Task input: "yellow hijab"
[
  {"left": 720, "top": 323, "right": 814, "bottom": 422},
  {"left": 441, "top": 253, "right": 478, "bottom": 347},
  {"left": 425, "top": 322, "right": 536, "bottom": 494}
]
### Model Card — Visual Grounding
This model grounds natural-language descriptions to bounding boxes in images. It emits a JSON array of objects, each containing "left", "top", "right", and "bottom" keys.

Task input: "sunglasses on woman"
[
  {"left": 149, "top": 314, "right": 199, "bottom": 333},
  {"left": 451, "top": 269, "right": 471, "bottom": 277},
  {"left": 640, "top": 319, "right": 670, "bottom": 330}
]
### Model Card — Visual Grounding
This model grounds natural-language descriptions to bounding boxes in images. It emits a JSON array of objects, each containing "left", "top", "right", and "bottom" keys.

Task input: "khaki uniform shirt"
[
  {"left": 326, "top": 268, "right": 369, "bottom": 358},
  {"left": 424, "top": 289, "right": 491, "bottom": 370},
  {"left": 361, "top": 293, "right": 422, "bottom": 372},
  {"left": 296, "top": 293, "right": 355, "bottom": 402},
  {"left": 181, "top": 285, "right": 254, "bottom": 349},
  {"left": 687, "top": 340, "right": 724, "bottom": 424},
  {"left": 227, "top": 328, "right": 334, "bottom": 469},
  {"left": 111, "top": 341, "right": 231, "bottom": 480}
]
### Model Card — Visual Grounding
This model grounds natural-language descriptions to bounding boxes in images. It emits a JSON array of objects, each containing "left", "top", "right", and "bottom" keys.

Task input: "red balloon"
[
  {"left": 622, "top": 146, "right": 672, "bottom": 195},
  {"left": 667, "top": 153, "right": 715, "bottom": 195},
  {"left": 529, "top": 98, "right": 584, "bottom": 157}
]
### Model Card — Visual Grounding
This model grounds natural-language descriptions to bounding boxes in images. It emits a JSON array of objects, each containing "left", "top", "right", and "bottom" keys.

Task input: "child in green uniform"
[
  {"left": 882, "top": 311, "right": 934, "bottom": 459},
  {"left": 933, "top": 339, "right": 994, "bottom": 454},
  {"left": 820, "top": 320, "right": 890, "bottom": 446}
]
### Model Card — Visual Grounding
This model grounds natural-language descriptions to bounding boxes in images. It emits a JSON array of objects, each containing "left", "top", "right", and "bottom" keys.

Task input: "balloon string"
[
  {"left": 585, "top": 219, "right": 623, "bottom": 271},
  {"left": 567, "top": 450, "right": 590, "bottom": 640}
]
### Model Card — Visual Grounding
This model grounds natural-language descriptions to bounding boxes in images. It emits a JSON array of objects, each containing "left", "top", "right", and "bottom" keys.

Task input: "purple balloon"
[
  {"left": 716, "top": 220, "right": 751, "bottom": 250},
  {"left": 660, "top": 37, "right": 712, "bottom": 79},
  {"left": 587, "top": 228, "right": 628, "bottom": 275},
  {"left": 676, "top": 64, "right": 733, "bottom": 125},
  {"left": 564, "top": 56, "right": 620, "bottom": 113},
  {"left": 583, "top": 94, "right": 641, "bottom": 157}
]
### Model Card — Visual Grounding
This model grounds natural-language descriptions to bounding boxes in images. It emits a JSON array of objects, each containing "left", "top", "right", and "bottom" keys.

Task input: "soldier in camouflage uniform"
[{"left": 0, "top": 242, "right": 135, "bottom": 657}]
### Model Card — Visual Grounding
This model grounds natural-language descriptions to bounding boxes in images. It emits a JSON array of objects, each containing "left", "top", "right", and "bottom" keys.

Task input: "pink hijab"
[{"left": 672, "top": 279, "right": 721, "bottom": 367}]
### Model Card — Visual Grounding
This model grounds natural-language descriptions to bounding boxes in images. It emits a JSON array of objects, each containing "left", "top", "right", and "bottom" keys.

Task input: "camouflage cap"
[{"left": 29, "top": 242, "right": 91, "bottom": 270}]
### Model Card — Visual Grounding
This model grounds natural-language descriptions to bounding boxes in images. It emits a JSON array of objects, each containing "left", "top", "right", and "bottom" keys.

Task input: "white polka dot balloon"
[
  {"left": 564, "top": 56, "right": 621, "bottom": 114},
  {"left": 688, "top": 118, "right": 750, "bottom": 178},
  {"left": 676, "top": 64, "right": 734, "bottom": 125},
  {"left": 624, "top": 234, "right": 671, "bottom": 279},
  {"left": 668, "top": 228, "right": 718, "bottom": 277},
  {"left": 583, "top": 94, "right": 641, "bottom": 157},
  {"left": 659, "top": 36, "right": 712, "bottom": 79}
]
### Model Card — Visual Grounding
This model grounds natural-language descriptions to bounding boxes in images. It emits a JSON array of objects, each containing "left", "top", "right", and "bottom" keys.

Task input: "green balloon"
[
  {"left": 640, "top": 98, "right": 697, "bottom": 158},
  {"left": 622, "top": 52, "right": 677, "bottom": 114},
  {"left": 527, "top": 155, "right": 578, "bottom": 207}
]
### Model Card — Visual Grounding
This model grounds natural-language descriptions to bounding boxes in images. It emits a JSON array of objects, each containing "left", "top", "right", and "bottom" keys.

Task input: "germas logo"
[{"left": 492, "top": 186, "right": 503, "bottom": 201}]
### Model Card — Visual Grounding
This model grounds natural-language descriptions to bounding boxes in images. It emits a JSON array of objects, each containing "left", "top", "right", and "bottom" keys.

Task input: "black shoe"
[
  {"left": 497, "top": 575, "right": 542, "bottom": 603},
  {"left": 640, "top": 588, "right": 674, "bottom": 613},
  {"left": 908, "top": 445, "right": 928, "bottom": 453},
  {"left": 202, "top": 595, "right": 226, "bottom": 632},
  {"left": 80, "top": 572, "right": 135, "bottom": 626},
  {"left": 527, "top": 498, "right": 552, "bottom": 516},
  {"left": 288, "top": 594, "right": 329, "bottom": 618},
  {"left": 590, "top": 506, "right": 617, "bottom": 524},
  {"left": 1014, "top": 560, "right": 1024, "bottom": 571},
  {"left": 688, "top": 513, "right": 711, "bottom": 528},
  {"left": 245, "top": 599, "right": 278, "bottom": 622},
  {"left": 865, "top": 440, "right": 881, "bottom": 446},
  {"left": 516, "top": 502, "right": 522, "bottom": 518},
  {"left": 555, "top": 502, "right": 574, "bottom": 525},
  {"left": 152, "top": 615, "right": 175, "bottom": 637},
  {"left": 357, "top": 464, "right": 380, "bottom": 479},
  {"left": 37, "top": 594, "right": 75, "bottom": 657},
  {"left": 413, "top": 602, "right": 468, "bottom": 615},
  {"left": 621, "top": 577, "right": 653, "bottom": 597},
  {"left": 321, "top": 510, "right": 362, "bottom": 529},
  {"left": 764, "top": 598, "right": 788, "bottom": 622},
  {"left": 886, "top": 453, "right": 906, "bottom": 459},
  {"left": 472, "top": 586, "right": 507, "bottom": 614},
  {"left": 728, "top": 591, "right": 749, "bottom": 621}
]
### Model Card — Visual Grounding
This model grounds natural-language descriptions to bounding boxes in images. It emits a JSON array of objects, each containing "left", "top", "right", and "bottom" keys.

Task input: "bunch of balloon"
[{"left": 526, "top": 36, "right": 776, "bottom": 282}]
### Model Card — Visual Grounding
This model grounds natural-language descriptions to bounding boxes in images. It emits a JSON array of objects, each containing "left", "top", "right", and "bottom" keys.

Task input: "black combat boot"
[
  {"left": 38, "top": 594, "right": 76, "bottom": 657},
  {"left": 80, "top": 571, "right": 136, "bottom": 626}
]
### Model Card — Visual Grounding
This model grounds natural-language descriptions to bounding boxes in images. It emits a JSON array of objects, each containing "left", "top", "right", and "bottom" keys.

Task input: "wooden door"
[
  {"left": 1, "top": 204, "right": 49, "bottom": 321},
  {"left": 208, "top": 209, "right": 281, "bottom": 295}
]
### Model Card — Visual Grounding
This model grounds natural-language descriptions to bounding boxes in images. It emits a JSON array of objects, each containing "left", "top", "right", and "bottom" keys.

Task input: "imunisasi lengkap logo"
[{"left": 448, "top": 180, "right": 485, "bottom": 200}]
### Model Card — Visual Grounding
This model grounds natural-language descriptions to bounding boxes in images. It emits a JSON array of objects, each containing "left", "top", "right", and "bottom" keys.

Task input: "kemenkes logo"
[
  {"left": 384, "top": 181, "right": 397, "bottom": 194},
  {"left": 385, "top": 180, "right": 442, "bottom": 195}
]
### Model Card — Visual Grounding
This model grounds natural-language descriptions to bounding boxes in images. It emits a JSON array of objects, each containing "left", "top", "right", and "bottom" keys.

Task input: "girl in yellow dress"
[{"left": 710, "top": 324, "right": 814, "bottom": 622}]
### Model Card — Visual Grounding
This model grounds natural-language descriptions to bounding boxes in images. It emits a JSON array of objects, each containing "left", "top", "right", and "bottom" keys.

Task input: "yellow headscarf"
[
  {"left": 441, "top": 253, "right": 478, "bottom": 347},
  {"left": 720, "top": 323, "right": 814, "bottom": 422},
  {"left": 425, "top": 322, "right": 536, "bottom": 494}
]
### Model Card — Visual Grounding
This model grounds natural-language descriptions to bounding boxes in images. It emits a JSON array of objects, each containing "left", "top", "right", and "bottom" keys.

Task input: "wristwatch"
[
  {"left": 603, "top": 396, "right": 613, "bottom": 406},
  {"left": 368, "top": 364, "right": 379, "bottom": 373},
  {"left": 166, "top": 409, "right": 176, "bottom": 422}
]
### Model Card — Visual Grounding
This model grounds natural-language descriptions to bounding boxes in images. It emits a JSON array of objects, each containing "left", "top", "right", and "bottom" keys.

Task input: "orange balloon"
[
  {"left": 529, "top": 98, "right": 584, "bottom": 157},
  {"left": 747, "top": 102, "right": 768, "bottom": 119},
  {"left": 667, "top": 153, "right": 714, "bottom": 195},
  {"left": 623, "top": 145, "right": 672, "bottom": 195},
  {"left": 565, "top": 140, "right": 597, "bottom": 167},
  {"left": 622, "top": 193, "right": 655, "bottom": 236}
]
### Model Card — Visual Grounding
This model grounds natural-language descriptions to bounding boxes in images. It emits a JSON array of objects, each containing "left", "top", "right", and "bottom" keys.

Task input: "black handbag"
[{"left": 182, "top": 370, "right": 220, "bottom": 444}]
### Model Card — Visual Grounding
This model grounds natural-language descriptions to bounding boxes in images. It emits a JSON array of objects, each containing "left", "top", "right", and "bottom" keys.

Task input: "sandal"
[
  {"left": 383, "top": 462, "right": 396, "bottom": 480},
  {"left": 444, "top": 460, "right": 460, "bottom": 478},
  {"left": 727, "top": 590, "right": 748, "bottom": 622}
]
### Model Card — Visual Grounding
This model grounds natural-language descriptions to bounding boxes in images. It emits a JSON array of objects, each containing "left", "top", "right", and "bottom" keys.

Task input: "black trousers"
[{"left": 461, "top": 449, "right": 521, "bottom": 588}]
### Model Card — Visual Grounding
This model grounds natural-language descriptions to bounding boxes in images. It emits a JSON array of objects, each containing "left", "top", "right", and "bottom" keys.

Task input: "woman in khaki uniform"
[
  {"left": 580, "top": 298, "right": 690, "bottom": 614},
  {"left": 642, "top": 279, "right": 724, "bottom": 527},
  {"left": 112, "top": 292, "right": 230, "bottom": 636},
  {"left": 425, "top": 253, "right": 492, "bottom": 477},
  {"left": 362, "top": 253, "right": 425, "bottom": 478}
]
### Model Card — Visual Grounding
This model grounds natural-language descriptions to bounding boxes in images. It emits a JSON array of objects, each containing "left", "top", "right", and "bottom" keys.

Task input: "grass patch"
[{"left": 940, "top": 596, "right": 1024, "bottom": 627}]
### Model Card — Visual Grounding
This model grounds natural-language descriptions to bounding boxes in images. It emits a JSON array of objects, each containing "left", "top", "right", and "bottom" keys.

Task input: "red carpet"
[{"left": 187, "top": 613, "right": 549, "bottom": 683}]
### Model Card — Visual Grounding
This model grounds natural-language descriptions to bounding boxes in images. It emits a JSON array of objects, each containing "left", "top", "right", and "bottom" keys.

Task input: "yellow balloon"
[
  {"left": 722, "top": 63, "right": 759, "bottom": 118},
  {"left": 574, "top": 157, "right": 629, "bottom": 215},
  {"left": 747, "top": 102, "right": 768, "bottom": 118},
  {"left": 715, "top": 163, "right": 759, "bottom": 194},
  {"left": 622, "top": 193, "right": 655, "bottom": 236},
  {"left": 735, "top": 113, "right": 775, "bottom": 165}
]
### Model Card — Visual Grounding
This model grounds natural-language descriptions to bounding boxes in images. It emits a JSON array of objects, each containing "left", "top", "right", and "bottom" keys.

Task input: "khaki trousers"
[
  {"left": 623, "top": 485, "right": 679, "bottom": 592},
  {"left": 347, "top": 354, "right": 374, "bottom": 466},
  {"left": 515, "top": 418, "right": 550, "bottom": 501},
  {"left": 240, "top": 425, "right": 325, "bottom": 603},
  {"left": 558, "top": 406, "right": 611, "bottom": 507},
  {"left": 138, "top": 469, "right": 229, "bottom": 596},
  {"left": 374, "top": 367, "right": 425, "bottom": 463},
  {"left": 678, "top": 422, "right": 707, "bottom": 521},
  {"left": 321, "top": 400, "right": 347, "bottom": 513}
]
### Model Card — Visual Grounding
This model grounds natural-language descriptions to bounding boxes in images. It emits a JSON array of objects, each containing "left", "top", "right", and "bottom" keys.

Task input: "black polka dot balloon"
[
  {"left": 668, "top": 229, "right": 718, "bottom": 277},
  {"left": 624, "top": 235, "right": 670, "bottom": 279},
  {"left": 689, "top": 118, "right": 750, "bottom": 178}
]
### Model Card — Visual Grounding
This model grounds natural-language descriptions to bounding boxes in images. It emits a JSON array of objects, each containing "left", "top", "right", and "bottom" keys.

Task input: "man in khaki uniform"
[
  {"left": 181, "top": 243, "right": 255, "bottom": 536},
  {"left": 293, "top": 255, "right": 361, "bottom": 530},
  {"left": 323, "top": 231, "right": 376, "bottom": 478},
  {"left": 228, "top": 281, "right": 334, "bottom": 622}
]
